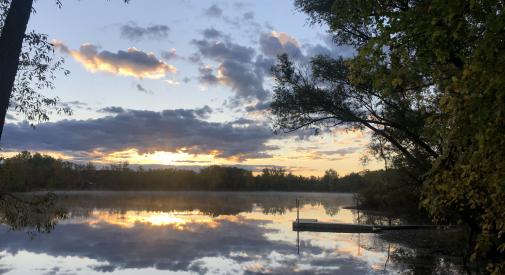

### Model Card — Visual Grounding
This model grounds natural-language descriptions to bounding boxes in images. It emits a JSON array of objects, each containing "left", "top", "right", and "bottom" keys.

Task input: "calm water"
[{"left": 0, "top": 192, "right": 465, "bottom": 274}]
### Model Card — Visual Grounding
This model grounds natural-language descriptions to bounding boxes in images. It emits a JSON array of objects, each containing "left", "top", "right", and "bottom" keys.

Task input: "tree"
[
  {"left": 0, "top": 191, "right": 67, "bottom": 234},
  {"left": 419, "top": 2, "right": 505, "bottom": 271},
  {"left": 272, "top": 0, "right": 504, "bottom": 272},
  {"left": 1, "top": 0, "right": 73, "bottom": 133},
  {"left": 322, "top": 169, "right": 338, "bottom": 185},
  {"left": 0, "top": 0, "right": 129, "bottom": 141}
]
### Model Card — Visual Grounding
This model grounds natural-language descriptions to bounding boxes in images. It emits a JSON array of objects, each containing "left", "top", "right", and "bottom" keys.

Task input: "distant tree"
[{"left": 322, "top": 169, "right": 339, "bottom": 185}]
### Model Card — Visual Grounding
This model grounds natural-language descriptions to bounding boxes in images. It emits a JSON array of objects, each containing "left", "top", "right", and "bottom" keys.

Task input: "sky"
[{"left": 0, "top": 0, "right": 382, "bottom": 176}]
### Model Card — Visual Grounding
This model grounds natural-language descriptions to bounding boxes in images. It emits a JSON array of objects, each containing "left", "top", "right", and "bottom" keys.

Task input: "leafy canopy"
[{"left": 271, "top": 0, "right": 505, "bottom": 272}]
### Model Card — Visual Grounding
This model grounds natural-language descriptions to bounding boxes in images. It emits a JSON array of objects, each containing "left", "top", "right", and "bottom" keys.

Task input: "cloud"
[
  {"left": 204, "top": 4, "right": 223, "bottom": 17},
  {"left": 318, "top": 147, "right": 361, "bottom": 156},
  {"left": 164, "top": 78, "right": 180, "bottom": 85},
  {"left": 244, "top": 101, "right": 271, "bottom": 112},
  {"left": 193, "top": 105, "right": 212, "bottom": 119},
  {"left": 202, "top": 28, "right": 223, "bottom": 39},
  {"left": 192, "top": 39, "right": 255, "bottom": 63},
  {"left": 304, "top": 34, "right": 356, "bottom": 58},
  {"left": 197, "top": 65, "right": 219, "bottom": 85},
  {"left": 192, "top": 38, "right": 268, "bottom": 102},
  {"left": 243, "top": 11, "right": 254, "bottom": 20},
  {"left": 120, "top": 23, "right": 170, "bottom": 41},
  {"left": 188, "top": 53, "right": 203, "bottom": 65},
  {"left": 161, "top": 48, "right": 179, "bottom": 60},
  {"left": 61, "top": 101, "right": 89, "bottom": 110},
  {"left": 97, "top": 106, "right": 125, "bottom": 114},
  {"left": 259, "top": 31, "right": 302, "bottom": 59},
  {"left": 5, "top": 113, "right": 17, "bottom": 121},
  {"left": 294, "top": 146, "right": 361, "bottom": 160},
  {"left": 53, "top": 41, "right": 176, "bottom": 79},
  {"left": 1, "top": 108, "right": 278, "bottom": 161},
  {"left": 215, "top": 60, "right": 268, "bottom": 101},
  {"left": 230, "top": 118, "right": 255, "bottom": 125},
  {"left": 135, "top": 84, "right": 154, "bottom": 95}
]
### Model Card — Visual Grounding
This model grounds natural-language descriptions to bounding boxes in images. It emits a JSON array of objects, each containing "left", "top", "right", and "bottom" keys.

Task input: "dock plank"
[{"left": 293, "top": 221, "right": 437, "bottom": 233}]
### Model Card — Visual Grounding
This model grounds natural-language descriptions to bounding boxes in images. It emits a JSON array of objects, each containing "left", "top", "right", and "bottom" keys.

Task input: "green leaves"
[
  {"left": 1, "top": 2, "right": 72, "bottom": 123},
  {"left": 0, "top": 192, "right": 67, "bottom": 234},
  {"left": 277, "top": 0, "right": 505, "bottom": 271}
]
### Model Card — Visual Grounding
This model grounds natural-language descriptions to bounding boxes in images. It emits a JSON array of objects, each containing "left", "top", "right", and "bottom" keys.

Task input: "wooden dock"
[
  {"left": 292, "top": 198, "right": 437, "bottom": 234},
  {"left": 292, "top": 219, "right": 437, "bottom": 233}
]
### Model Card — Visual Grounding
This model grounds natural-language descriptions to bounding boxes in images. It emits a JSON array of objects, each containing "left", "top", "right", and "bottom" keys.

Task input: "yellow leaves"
[
  {"left": 391, "top": 77, "right": 403, "bottom": 87},
  {"left": 463, "top": 67, "right": 473, "bottom": 78}
]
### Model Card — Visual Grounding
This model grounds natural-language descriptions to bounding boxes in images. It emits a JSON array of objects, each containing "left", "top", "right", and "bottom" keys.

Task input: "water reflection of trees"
[
  {"left": 354, "top": 211, "right": 478, "bottom": 274},
  {"left": 0, "top": 192, "right": 67, "bottom": 234},
  {"left": 56, "top": 191, "right": 353, "bottom": 218}
]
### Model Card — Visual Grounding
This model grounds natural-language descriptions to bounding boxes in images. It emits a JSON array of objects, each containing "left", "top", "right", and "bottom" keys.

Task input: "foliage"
[
  {"left": 321, "top": 168, "right": 339, "bottom": 184},
  {"left": 271, "top": 0, "right": 505, "bottom": 271},
  {"left": 356, "top": 169, "right": 421, "bottom": 215},
  {"left": 0, "top": 0, "right": 71, "bottom": 123},
  {"left": 0, "top": 151, "right": 369, "bottom": 193},
  {"left": 419, "top": 1, "right": 505, "bottom": 271},
  {"left": 0, "top": 192, "right": 67, "bottom": 234}
]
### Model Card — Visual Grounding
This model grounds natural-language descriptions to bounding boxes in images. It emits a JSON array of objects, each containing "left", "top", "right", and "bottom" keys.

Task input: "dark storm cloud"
[
  {"left": 120, "top": 23, "right": 170, "bottom": 41},
  {"left": 1, "top": 108, "right": 278, "bottom": 160}
]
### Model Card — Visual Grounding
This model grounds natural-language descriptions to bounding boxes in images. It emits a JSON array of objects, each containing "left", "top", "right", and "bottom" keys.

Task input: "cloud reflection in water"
[{"left": 0, "top": 192, "right": 460, "bottom": 274}]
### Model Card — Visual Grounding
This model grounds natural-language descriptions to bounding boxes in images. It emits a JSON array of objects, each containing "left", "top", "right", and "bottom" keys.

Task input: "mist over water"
[{"left": 0, "top": 192, "right": 464, "bottom": 274}]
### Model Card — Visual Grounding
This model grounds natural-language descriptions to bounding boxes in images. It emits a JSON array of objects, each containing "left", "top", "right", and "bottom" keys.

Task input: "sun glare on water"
[{"left": 87, "top": 210, "right": 219, "bottom": 230}]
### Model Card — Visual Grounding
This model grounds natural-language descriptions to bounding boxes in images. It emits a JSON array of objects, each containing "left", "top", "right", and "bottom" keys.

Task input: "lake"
[{"left": 0, "top": 191, "right": 466, "bottom": 274}]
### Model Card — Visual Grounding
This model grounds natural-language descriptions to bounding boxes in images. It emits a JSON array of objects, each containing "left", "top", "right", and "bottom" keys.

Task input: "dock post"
[
  {"left": 296, "top": 198, "right": 299, "bottom": 222},
  {"left": 297, "top": 230, "right": 300, "bottom": 255},
  {"left": 296, "top": 198, "right": 300, "bottom": 255}
]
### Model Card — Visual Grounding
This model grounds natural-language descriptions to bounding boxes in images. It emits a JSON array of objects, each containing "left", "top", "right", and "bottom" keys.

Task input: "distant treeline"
[{"left": 0, "top": 151, "right": 381, "bottom": 193}]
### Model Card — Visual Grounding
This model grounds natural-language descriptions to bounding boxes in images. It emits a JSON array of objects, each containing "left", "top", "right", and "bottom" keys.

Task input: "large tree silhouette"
[{"left": 0, "top": 0, "right": 36, "bottom": 139}]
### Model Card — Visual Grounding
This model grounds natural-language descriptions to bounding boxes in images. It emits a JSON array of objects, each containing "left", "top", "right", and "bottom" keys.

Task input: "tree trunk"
[{"left": 0, "top": 0, "right": 34, "bottom": 141}]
